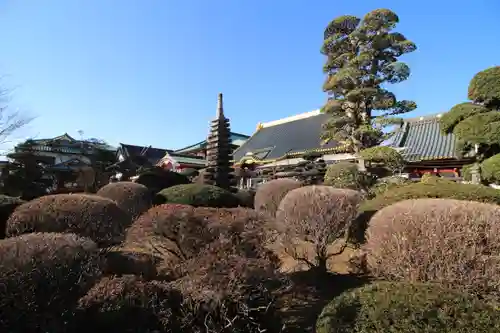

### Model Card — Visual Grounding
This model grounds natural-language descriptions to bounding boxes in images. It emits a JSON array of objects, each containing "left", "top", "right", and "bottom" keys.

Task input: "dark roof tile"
[
  {"left": 119, "top": 143, "right": 172, "bottom": 164},
  {"left": 233, "top": 112, "right": 338, "bottom": 161}
]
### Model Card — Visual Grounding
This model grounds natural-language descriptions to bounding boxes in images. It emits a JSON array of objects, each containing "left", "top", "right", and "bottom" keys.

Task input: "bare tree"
[{"left": 0, "top": 83, "right": 34, "bottom": 146}]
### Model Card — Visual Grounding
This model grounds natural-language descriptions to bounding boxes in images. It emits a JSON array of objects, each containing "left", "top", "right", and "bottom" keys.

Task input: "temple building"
[
  {"left": 174, "top": 132, "right": 249, "bottom": 158},
  {"left": 233, "top": 111, "right": 471, "bottom": 180}
]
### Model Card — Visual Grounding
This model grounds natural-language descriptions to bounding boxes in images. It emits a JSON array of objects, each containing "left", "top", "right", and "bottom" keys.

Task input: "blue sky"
[{"left": 0, "top": 0, "right": 498, "bottom": 151}]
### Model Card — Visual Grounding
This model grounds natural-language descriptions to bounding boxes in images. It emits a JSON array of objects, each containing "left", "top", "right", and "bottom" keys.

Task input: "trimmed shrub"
[
  {"left": 276, "top": 186, "right": 362, "bottom": 272},
  {"left": 0, "top": 233, "right": 102, "bottom": 332},
  {"left": 420, "top": 173, "right": 455, "bottom": 185},
  {"left": 324, "top": 161, "right": 368, "bottom": 190},
  {"left": 365, "top": 199, "right": 500, "bottom": 300},
  {"left": 359, "top": 146, "right": 404, "bottom": 173},
  {"left": 155, "top": 183, "right": 239, "bottom": 208},
  {"left": 461, "top": 163, "right": 475, "bottom": 181},
  {"left": 0, "top": 195, "right": 25, "bottom": 239},
  {"left": 468, "top": 66, "right": 500, "bottom": 105},
  {"left": 316, "top": 281, "right": 500, "bottom": 333},
  {"left": 96, "top": 181, "right": 152, "bottom": 220},
  {"left": 361, "top": 181, "right": 500, "bottom": 212},
  {"left": 368, "top": 175, "right": 411, "bottom": 197},
  {"left": 75, "top": 275, "right": 182, "bottom": 333},
  {"left": 102, "top": 250, "right": 160, "bottom": 280},
  {"left": 234, "top": 188, "right": 255, "bottom": 208},
  {"left": 135, "top": 167, "right": 190, "bottom": 195},
  {"left": 254, "top": 178, "right": 302, "bottom": 216},
  {"left": 481, "top": 153, "right": 500, "bottom": 183},
  {"left": 6, "top": 194, "right": 132, "bottom": 247}
]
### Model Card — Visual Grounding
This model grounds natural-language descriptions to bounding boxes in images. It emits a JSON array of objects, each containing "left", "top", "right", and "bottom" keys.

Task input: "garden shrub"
[
  {"left": 155, "top": 183, "right": 239, "bottom": 208},
  {"left": 361, "top": 181, "right": 500, "bottom": 212},
  {"left": 316, "top": 281, "right": 500, "bottom": 333},
  {"left": 0, "top": 195, "right": 25, "bottom": 239},
  {"left": 481, "top": 153, "right": 500, "bottom": 183},
  {"left": 461, "top": 163, "right": 475, "bottom": 181},
  {"left": 0, "top": 233, "right": 102, "bottom": 332},
  {"left": 368, "top": 175, "right": 411, "bottom": 197},
  {"left": 102, "top": 250, "right": 160, "bottom": 280},
  {"left": 324, "top": 161, "right": 369, "bottom": 190},
  {"left": 468, "top": 65, "right": 500, "bottom": 104},
  {"left": 420, "top": 173, "right": 455, "bottom": 185},
  {"left": 276, "top": 186, "right": 362, "bottom": 272},
  {"left": 75, "top": 275, "right": 182, "bottom": 333},
  {"left": 359, "top": 146, "right": 404, "bottom": 173},
  {"left": 6, "top": 194, "right": 132, "bottom": 247},
  {"left": 234, "top": 188, "right": 255, "bottom": 208},
  {"left": 254, "top": 178, "right": 302, "bottom": 216},
  {"left": 135, "top": 167, "right": 190, "bottom": 195},
  {"left": 96, "top": 181, "right": 152, "bottom": 219},
  {"left": 364, "top": 198, "right": 500, "bottom": 301}
]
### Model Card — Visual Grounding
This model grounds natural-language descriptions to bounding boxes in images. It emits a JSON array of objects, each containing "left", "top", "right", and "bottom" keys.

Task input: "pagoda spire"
[{"left": 216, "top": 93, "right": 224, "bottom": 118}]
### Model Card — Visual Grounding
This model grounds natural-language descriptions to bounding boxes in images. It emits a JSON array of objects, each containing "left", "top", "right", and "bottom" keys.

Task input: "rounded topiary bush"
[
  {"left": 234, "top": 188, "right": 255, "bottom": 208},
  {"left": 6, "top": 194, "right": 132, "bottom": 247},
  {"left": 276, "top": 186, "right": 362, "bottom": 271},
  {"left": 0, "top": 232, "right": 102, "bottom": 332},
  {"left": 254, "top": 178, "right": 302, "bottom": 216},
  {"left": 155, "top": 183, "right": 239, "bottom": 208},
  {"left": 135, "top": 167, "right": 190, "bottom": 195},
  {"left": 97, "top": 181, "right": 152, "bottom": 219},
  {"left": 468, "top": 66, "right": 500, "bottom": 105},
  {"left": 102, "top": 250, "right": 160, "bottom": 280},
  {"left": 361, "top": 181, "right": 500, "bottom": 213},
  {"left": 324, "top": 161, "right": 367, "bottom": 190},
  {"left": 365, "top": 198, "right": 500, "bottom": 300},
  {"left": 75, "top": 275, "right": 182, "bottom": 333},
  {"left": 316, "top": 281, "right": 500, "bottom": 333},
  {"left": 0, "top": 195, "right": 25, "bottom": 239},
  {"left": 481, "top": 153, "right": 500, "bottom": 183}
]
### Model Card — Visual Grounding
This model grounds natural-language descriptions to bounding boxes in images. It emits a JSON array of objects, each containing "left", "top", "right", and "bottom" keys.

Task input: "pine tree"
[
  {"left": 202, "top": 93, "right": 237, "bottom": 191},
  {"left": 321, "top": 9, "right": 417, "bottom": 153}
]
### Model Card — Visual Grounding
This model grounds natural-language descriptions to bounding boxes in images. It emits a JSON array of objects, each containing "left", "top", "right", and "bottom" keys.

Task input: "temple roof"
[
  {"left": 175, "top": 132, "right": 250, "bottom": 154},
  {"left": 233, "top": 110, "right": 339, "bottom": 162},
  {"left": 389, "top": 114, "right": 458, "bottom": 162},
  {"left": 118, "top": 143, "right": 172, "bottom": 164}
]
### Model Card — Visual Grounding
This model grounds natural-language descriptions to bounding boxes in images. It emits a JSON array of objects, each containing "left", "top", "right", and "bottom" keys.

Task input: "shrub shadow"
[{"left": 278, "top": 270, "right": 371, "bottom": 333}]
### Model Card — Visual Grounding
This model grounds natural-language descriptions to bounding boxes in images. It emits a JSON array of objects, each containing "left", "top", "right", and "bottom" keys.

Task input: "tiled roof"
[
  {"left": 119, "top": 143, "right": 172, "bottom": 164},
  {"left": 175, "top": 132, "right": 250, "bottom": 154},
  {"left": 390, "top": 114, "right": 458, "bottom": 162},
  {"left": 233, "top": 110, "right": 338, "bottom": 161}
]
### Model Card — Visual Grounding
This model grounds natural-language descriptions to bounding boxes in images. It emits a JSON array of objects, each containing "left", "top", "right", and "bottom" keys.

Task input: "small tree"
[
  {"left": 321, "top": 9, "right": 417, "bottom": 154},
  {"left": 276, "top": 186, "right": 362, "bottom": 274},
  {"left": 359, "top": 146, "right": 404, "bottom": 174}
]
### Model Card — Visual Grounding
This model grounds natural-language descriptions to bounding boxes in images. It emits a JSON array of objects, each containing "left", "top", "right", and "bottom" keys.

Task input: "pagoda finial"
[{"left": 216, "top": 93, "right": 224, "bottom": 118}]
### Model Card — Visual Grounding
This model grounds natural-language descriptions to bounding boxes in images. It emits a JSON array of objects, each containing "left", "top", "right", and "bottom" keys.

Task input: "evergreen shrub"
[
  {"left": 234, "top": 188, "right": 255, "bottom": 208},
  {"left": 365, "top": 198, "right": 500, "bottom": 300},
  {"left": 0, "top": 233, "right": 102, "bottom": 332},
  {"left": 155, "top": 183, "right": 239, "bottom": 208},
  {"left": 316, "top": 281, "right": 500, "bottom": 333},
  {"left": 324, "top": 161, "right": 368, "bottom": 190},
  {"left": 368, "top": 175, "right": 411, "bottom": 197},
  {"left": 481, "top": 153, "right": 500, "bottom": 183},
  {"left": 6, "top": 194, "right": 132, "bottom": 247},
  {"left": 254, "top": 178, "right": 302, "bottom": 216},
  {"left": 96, "top": 181, "right": 152, "bottom": 219},
  {"left": 135, "top": 167, "right": 190, "bottom": 195}
]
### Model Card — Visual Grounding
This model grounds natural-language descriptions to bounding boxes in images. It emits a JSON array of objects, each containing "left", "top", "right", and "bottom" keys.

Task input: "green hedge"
[
  {"left": 362, "top": 181, "right": 500, "bottom": 212},
  {"left": 316, "top": 282, "right": 500, "bottom": 333},
  {"left": 155, "top": 184, "right": 239, "bottom": 208}
]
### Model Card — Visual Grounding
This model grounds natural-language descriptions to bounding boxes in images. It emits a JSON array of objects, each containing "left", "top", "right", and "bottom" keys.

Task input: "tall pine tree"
[{"left": 321, "top": 9, "right": 417, "bottom": 154}]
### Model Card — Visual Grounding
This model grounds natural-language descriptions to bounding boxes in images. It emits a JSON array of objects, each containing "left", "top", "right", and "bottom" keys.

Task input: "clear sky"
[{"left": 0, "top": 0, "right": 498, "bottom": 151}]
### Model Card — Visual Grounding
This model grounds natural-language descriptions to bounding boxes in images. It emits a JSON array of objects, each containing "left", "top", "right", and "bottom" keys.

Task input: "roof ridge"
[{"left": 260, "top": 109, "right": 321, "bottom": 128}]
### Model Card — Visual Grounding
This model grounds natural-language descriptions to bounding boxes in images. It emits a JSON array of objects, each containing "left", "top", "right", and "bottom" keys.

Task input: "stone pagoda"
[{"left": 202, "top": 93, "right": 237, "bottom": 192}]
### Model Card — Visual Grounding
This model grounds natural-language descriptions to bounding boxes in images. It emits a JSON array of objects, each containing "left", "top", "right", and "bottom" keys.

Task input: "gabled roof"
[
  {"left": 233, "top": 110, "right": 339, "bottom": 162},
  {"left": 165, "top": 152, "right": 207, "bottom": 167},
  {"left": 174, "top": 132, "right": 250, "bottom": 154},
  {"left": 390, "top": 114, "right": 458, "bottom": 162},
  {"left": 118, "top": 143, "right": 172, "bottom": 164}
]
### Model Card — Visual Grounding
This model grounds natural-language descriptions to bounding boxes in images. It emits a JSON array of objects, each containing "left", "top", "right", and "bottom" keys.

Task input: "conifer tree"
[{"left": 321, "top": 9, "right": 417, "bottom": 153}]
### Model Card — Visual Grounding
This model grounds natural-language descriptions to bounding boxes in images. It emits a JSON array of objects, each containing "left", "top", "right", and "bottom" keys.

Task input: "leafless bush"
[
  {"left": 276, "top": 185, "right": 362, "bottom": 273},
  {"left": 365, "top": 198, "right": 500, "bottom": 301},
  {"left": 96, "top": 181, "right": 152, "bottom": 220},
  {"left": 254, "top": 178, "right": 302, "bottom": 216}
]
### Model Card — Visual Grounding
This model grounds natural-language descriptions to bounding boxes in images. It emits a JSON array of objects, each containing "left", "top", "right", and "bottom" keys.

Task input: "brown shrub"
[
  {"left": 96, "top": 181, "right": 152, "bottom": 220},
  {"left": 365, "top": 198, "right": 500, "bottom": 301},
  {"left": 276, "top": 186, "right": 362, "bottom": 273},
  {"left": 254, "top": 178, "right": 302, "bottom": 216},
  {"left": 75, "top": 275, "right": 182, "bottom": 332},
  {"left": 102, "top": 250, "right": 160, "bottom": 280},
  {"left": 6, "top": 194, "right": 132, "bottom": 247},
  {"left": 0, "top": 233, "right": 102, "bottom": 332},
  {"left": 167, "top": 207, "right": 285, "bottom": 332}
]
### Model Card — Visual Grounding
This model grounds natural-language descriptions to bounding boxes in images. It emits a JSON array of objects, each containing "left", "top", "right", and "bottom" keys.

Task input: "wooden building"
[{"left": 233, "top": 111, "right": 471, "bottom": 180}]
